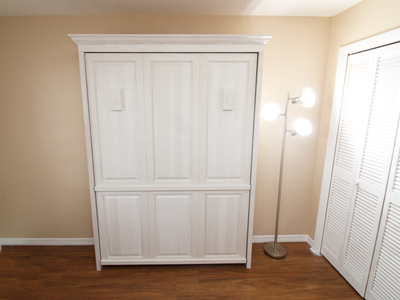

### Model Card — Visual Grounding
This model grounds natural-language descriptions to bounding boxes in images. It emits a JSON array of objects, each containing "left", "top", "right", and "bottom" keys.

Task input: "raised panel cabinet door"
[
  {"left": 198, "top": 191, "right": 249, "bottom": 263},
  {"left": 96, "top": 192, "right": 150, "bottom": 264},
  {"left": 321, "top": 51, "right": 375, "bottom": 271},
  {"left": 143, "top": 54, "right": 200, "bottom": 186},
  {"left": 148, "top": 191, "right": 199, "bottom": 260},
  {"left": 199, "top": 54, "right": 257, "bottom": 187},
  {"left": 85, "top": 54, "right": 147, "bottom": 189},
  {"left": 338, "top": 43, "right": 400, "bottom": 296}
]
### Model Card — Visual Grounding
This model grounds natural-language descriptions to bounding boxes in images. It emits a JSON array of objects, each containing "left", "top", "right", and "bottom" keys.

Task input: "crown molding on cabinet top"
[
  {"left": 68, "top": 34, "right": 272, "bottom": 45},
  {"left": 68, "top": 34, "right": 273, "bottom": 52}
]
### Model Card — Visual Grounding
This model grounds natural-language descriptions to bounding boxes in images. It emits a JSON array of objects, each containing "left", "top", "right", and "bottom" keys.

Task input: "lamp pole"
[
  {"left": 264, "top": 92, "right": 291, "bottom": 259},
  {"left": 262, "top": 88, "right": 314, "bottom": 259}
]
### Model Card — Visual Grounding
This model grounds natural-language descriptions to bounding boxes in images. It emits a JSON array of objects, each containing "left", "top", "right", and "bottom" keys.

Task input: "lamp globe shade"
[
  {"left": 300, "top": 88, "right": 315, "bottom": 108},
  {"left": 293, "top": 118, "right": 312, "bottom": 136},
  {"left": 261, "top": 102, "right": 281, "bottom": 121}
]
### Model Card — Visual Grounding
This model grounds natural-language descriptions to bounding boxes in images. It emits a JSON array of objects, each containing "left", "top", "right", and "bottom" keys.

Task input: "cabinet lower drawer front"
[{"left": 96, "top": 191, "right": 249, "bottom": 265}]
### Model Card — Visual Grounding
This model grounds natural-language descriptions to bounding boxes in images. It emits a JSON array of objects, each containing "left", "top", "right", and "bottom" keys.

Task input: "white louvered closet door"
[
  {"left": 365, "top": 46, "right": 400, "bottom": 300},
  {"left": 339, "top": 42, "right": 400, "bottom": 296},
  {"left": 322, "top": 42, "right": 400, "bottom": 297},
  {"left": 321, "top": 51, "right": 374, "bottom": 270}
]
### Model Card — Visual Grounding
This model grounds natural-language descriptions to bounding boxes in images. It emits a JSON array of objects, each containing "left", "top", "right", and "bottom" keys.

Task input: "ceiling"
[{"left": 0, "top": 0, "right": 363, "bottom": 17}]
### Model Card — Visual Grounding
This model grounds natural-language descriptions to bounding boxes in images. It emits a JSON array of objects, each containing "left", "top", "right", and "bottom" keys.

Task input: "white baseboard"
[
  {"left": 252, "top": 235, "right": 313, "bottom": 247},
  {"left": 0, "top": 236, "right": 313, "bottom": 250},
  {"left": 0, "top": 238, "right": 94, "bottom": 246},
  {"left": 307, "top": 236, "right": 314, "bottom": 248}
]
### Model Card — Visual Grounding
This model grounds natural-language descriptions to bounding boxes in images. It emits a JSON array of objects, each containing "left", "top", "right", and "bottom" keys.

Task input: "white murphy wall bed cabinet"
[
  {"left": 312, "top": 28, "right": 400, "bottom": 299},
  {"left": 69, "top": 34, "right": 272, "bottom": 270}
]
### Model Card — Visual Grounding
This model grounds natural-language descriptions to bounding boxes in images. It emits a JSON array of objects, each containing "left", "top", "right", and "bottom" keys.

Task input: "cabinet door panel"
[
  {"left": 198, "top": 191, "right": 249, "bottom": 259},
  {"left": 148, "top": 192, "right": 198, "bottom": 259},
  {"left": 200, "top": 54, "right": 257, "bottom": 186},
  {"left": 97, "top": 192, "right": 149, "bottom": 262},
  {"left": 144, "top": 54, "right": 200, "bottom": 186},
  {"left": 86, "top": 54, "right": 146, "bottom": 187}
]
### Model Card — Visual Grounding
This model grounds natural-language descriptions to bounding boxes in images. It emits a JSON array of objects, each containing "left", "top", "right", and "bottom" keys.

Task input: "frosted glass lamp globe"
[
  {"left": 261, "top": 102, "right": 281, "bottom": 121},
  {"left": 299, "top": 88, "right": 315, "bottom": 108},
  {"left": 293, "top": 118, "right": 312, "bottom": 136}
]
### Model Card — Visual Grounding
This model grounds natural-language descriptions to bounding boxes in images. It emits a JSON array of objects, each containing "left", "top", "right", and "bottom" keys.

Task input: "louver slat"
[
  {"left": 335, "top": 60, "right": 371, "bottom": 172},
  {"left": 393, "top": 143, "right": 400, "bottom": 193},
  {"left": 360, "top": 55, "right": 400, "bottom": 186},
  {"left": 322, "top": 53, "right": 373, "bottom": 272},
  {"left": 343, "top": 188, "right": 379, "bottom": 284},
  {"left": 322, "top": 177, "right": 351, "bottom": 259},
  {"left": 370, "top": 203, "right": 400, "bottom": 300},
  {"left": 393, "top": 162, "right": 400, "bottom": 193}
]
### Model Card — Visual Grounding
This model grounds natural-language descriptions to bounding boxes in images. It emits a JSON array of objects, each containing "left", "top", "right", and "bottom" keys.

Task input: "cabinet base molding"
[{"left": 101, "top": 258, "right": 246, "bottom": 265}]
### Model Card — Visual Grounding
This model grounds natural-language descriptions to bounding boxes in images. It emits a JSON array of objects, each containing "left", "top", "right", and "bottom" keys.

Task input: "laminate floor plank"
[{"left": 0, "top": 243, "right": 362, "bottom": 300}]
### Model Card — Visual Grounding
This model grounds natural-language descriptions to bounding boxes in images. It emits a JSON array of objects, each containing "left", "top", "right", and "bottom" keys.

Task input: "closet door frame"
[{"left": 312, "top": 27, "right": 400, "bottom": 255}]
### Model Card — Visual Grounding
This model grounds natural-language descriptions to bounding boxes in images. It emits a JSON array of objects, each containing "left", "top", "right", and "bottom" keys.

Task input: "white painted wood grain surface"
[{"left": 70, "top": 34, "right": 270, "bottom": 269}]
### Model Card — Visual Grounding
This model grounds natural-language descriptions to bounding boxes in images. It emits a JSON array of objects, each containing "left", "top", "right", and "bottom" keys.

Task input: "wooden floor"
[{"left": 0, "top": 242, "right": 362, "bottom": 300}]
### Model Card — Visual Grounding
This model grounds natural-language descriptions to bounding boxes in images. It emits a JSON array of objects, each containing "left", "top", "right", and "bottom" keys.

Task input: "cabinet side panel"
[{"left": 79, "top": 52, "right": 102, "bottom": 270}]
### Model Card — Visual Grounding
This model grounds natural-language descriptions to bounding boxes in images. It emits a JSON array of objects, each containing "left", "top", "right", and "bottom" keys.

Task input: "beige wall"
[
  {"left": 0, "top": 15, "right": 331, "bottom": 238},
  {"left": 2, "top": 0, "right": 399, "bottom": 241},
  {"left": 308, "top": 0, "right": 400, "bottom": 239}
]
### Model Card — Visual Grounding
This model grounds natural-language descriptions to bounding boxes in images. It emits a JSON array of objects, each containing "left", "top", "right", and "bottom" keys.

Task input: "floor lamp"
[{"left": 261, "top": 88, "right": 316, "bottom": 259}]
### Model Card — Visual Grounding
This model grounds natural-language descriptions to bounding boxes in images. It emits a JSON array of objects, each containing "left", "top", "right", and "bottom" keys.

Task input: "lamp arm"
[{"left": 288, "top": 96, "right": 301, "bottom": 104}]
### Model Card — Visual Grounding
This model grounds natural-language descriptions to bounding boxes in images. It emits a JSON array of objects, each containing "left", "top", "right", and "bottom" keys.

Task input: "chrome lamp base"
[{"left": 264, "top": 243, "right": 287, "bottom": 259}]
